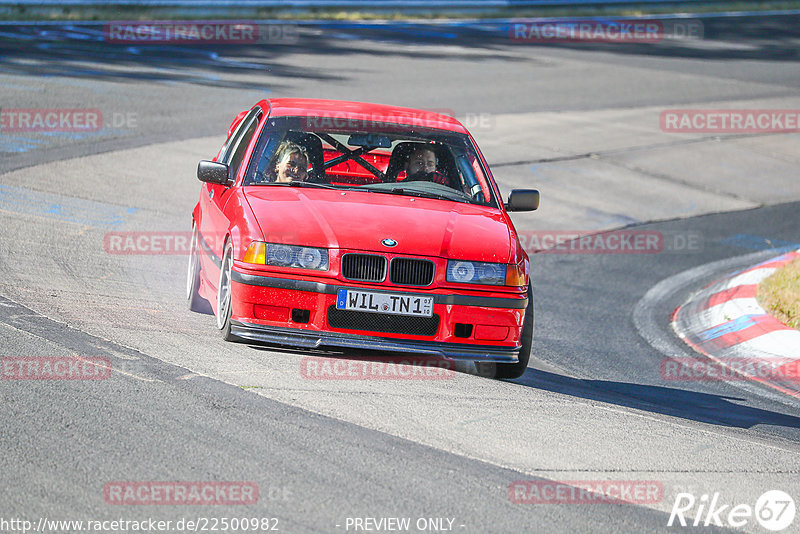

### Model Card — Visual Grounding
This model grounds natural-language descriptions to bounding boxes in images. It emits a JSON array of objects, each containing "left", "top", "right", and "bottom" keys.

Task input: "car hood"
[{"left": 243, "top": 187, "right": 512, "bottom": 262}]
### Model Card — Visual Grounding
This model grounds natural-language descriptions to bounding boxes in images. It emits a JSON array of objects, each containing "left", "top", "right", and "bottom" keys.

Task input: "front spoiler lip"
[{"left": 230, "top": 320, "right": 521, "bottom": 363}]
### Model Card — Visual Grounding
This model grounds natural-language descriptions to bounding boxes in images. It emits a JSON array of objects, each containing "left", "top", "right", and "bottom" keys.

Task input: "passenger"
[
  {"left": 273, "top": 141, "right": 309, "bottom": 183},
  {"left": 403, "top": 146, "right": 448, "bottom": 186}
]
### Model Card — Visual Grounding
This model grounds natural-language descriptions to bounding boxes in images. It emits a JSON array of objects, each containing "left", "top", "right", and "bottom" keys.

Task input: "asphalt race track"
[{"left": 1, "top": 12, "right": 799, "bottom": 534}]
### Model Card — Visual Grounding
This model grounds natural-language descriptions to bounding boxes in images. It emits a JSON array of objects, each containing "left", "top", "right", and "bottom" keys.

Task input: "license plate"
[{"left": 336, "top": 289, "right": 433, "bottom": 317}]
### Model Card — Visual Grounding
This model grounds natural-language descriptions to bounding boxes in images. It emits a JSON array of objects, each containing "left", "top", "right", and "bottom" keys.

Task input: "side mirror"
[
  {"left": 506, "top": 189, "right": 539, "bottom": 212},
  {"left": 197, "top": 160, "right": 230, "bottom": 185}
]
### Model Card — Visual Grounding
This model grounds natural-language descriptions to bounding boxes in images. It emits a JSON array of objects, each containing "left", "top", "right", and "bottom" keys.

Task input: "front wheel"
[
  {"left": 476, "top": 285, "right": 533, "bottom": 380},
  {"left": 216, "top": 240, "right": 238, "bottom": 341}
]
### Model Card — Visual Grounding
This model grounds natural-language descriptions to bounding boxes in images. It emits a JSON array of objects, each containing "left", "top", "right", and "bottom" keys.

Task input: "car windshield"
[{"left": 242, "top": 115, "right": 498, "bottom": 207}]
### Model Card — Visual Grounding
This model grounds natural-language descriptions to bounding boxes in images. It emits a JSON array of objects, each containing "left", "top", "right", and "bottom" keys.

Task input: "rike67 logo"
[{"left": 669, "top": 490, "right": 796, "bottom": 531}]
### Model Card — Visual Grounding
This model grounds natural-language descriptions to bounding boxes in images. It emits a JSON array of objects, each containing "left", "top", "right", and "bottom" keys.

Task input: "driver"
[
  {"left": 404, "top": 146, "right": 448, "bottom": 186},
  {"left": 273, "top": 141, "right": 309, "bottom": 183}
]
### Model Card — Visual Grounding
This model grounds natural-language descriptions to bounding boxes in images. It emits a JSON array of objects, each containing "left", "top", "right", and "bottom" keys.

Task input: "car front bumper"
[{"left": 229, "top": 267, "right": 528, "bottom": 363}]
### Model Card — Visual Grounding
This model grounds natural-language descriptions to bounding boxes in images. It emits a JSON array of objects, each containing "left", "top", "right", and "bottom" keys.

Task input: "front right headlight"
[{"left": 268, "top": 243, "right": 329, "bottom": 271}]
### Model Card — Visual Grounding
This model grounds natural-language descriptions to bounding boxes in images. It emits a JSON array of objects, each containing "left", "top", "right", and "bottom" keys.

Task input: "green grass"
[{"left": 758, "top": 257, "right": 800, "bottom": 330}]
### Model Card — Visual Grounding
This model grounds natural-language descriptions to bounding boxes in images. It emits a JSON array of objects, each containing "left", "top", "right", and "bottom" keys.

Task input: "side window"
[
  {"left": 220, "top": 109, "right": 260, "bottom": 165},
  {"left": 242, "top": 118, "right": 289, "bottom": 185},
  {"left": 217, "top": 110, "right": 248, "bottom": 161},
  {"left": 225, "top": 111, "right": 262, "bottom": 182}
]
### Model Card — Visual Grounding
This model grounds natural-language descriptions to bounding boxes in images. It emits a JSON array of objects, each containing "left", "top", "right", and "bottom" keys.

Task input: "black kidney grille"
[
  {"left": 390, "top": 258, "right": 435, "bottom": 286},
  {"left": 342, "top": 254, "right": 387, "bottom": 282},
  {"left": 327, "top": 306, "right": 440, "bottom": 337}
]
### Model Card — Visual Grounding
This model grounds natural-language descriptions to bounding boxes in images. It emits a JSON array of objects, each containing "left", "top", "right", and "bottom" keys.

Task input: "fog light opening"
[
  {"left": 454, "top": 323, "right": 473, "bottom": 338},
  {"left": 291, "top": 308, "right": 311, "bottom": 324}
]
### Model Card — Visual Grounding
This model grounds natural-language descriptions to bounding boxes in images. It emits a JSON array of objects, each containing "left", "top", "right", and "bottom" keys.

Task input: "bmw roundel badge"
[{"left": 382, "top": 238, "right": 398, "bottom": 247}]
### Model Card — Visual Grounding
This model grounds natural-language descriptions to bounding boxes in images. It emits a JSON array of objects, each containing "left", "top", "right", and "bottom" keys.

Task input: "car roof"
[{"left": 257, "top": 98, "right": 469, "bottom": 134}]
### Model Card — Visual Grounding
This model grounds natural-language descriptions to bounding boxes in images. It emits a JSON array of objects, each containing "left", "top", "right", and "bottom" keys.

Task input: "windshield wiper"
[
  {"left": 378, "top": 187, "right": 470, "bottom": 204},
  {"left": 278, "top": 181, "right": 339, "bottom": 190}
]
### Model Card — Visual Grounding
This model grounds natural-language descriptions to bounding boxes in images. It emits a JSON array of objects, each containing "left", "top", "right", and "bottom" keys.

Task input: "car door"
[{"left": 199, "top": 107, "right": 262, "bottom": 286}]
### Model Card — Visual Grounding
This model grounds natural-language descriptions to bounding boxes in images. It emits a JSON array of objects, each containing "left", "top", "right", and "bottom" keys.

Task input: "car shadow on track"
[
  {"left": 246, "top": 343, "right": 473, "bottom": 374},
  {"left": 514, "top": 368, "right": 800, "bottom": 430},
  {"left": 240, "top": 341, "right": 800, "bottom": 429}
]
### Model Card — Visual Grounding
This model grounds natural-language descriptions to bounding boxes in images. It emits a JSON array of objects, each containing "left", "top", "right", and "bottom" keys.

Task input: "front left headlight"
[
  {"left": 243, "top": 242, "right": 329, "bottom": 271},
  {"left": 446, "top": 260, "right": 506, "bottom": 286},
  {"left": 446, "top": 260, "right": 527, "bottom": 287}
]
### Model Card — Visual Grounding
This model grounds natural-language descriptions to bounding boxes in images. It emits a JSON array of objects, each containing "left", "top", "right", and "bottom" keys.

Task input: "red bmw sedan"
[{"left": 188, "top": 98, "right": 539, "bottom": 378}]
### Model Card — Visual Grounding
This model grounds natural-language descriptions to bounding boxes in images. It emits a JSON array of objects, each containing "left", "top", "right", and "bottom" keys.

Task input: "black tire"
[
  {"left": 186, "top": 222, "right": 210, "bottom": 313},
  {"left": 216, "top": 240, "right": 238, "bottom": 341},
  {"left": 476, "top": 285, "right": 533, "bottom": 379}
]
